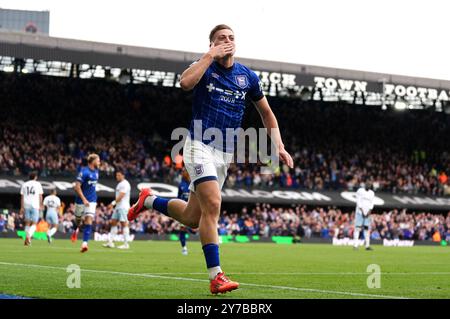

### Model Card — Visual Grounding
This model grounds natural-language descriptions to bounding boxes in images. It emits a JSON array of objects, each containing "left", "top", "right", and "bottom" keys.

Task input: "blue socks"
[
  {"left": 83, "top": 224, "right": 92, "bottom": 242},
  {"left": 180, "top": 232, "right": 186, "bottom": 247},
  {"left": 153, "top": 197, "right": 170, "bottom": 216},
  {"left": 202, "top": 243, "right": 220, "bottom": 268}
]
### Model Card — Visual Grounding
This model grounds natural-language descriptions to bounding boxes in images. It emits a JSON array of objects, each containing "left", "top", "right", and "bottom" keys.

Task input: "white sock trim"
[
  {"left": 353, "top": 229, "right": 361, "bottom": 247},
  {"left": 208, "top": 266, "right": 222, "bottom": 280},
  {"left": 49, "top": 227, "right": 57, "bottom": 237},
  {"left": 110, "top": 226, "right": 118, "bottom": 243},
  {"left": 144, "top": 195, "right": 157, "bottom": 209},
  {"left": 29, "top": 225, "right": 36, "bottom": 237},
  {"left": 364, "top": 230, "right": 370, "bottom": 247},
  {"left": 123, "top": 226, "right": 129, "bottom": 244}
]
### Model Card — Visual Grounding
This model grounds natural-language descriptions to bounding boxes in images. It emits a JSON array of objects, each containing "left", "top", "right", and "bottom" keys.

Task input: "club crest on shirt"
[
  {"left": 235, "top": 75, "right": 248, "bottom": 88},
  {"left": 211, "top": 72, "right": 220, "bottom": 79},
  {"left": 194, "top": 164, "right": 204, "bottom": 176}
]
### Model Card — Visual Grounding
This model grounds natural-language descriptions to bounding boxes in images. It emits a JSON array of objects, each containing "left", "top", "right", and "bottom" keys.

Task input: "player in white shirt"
[
  {"left": 103, "top": 171, "right": 131, "bottom": 249},
  {"left": 353, "top": 181, "right": 375, "bottom": 250},
  {"left": 43, "top": 189, "right": 61, "bottom": 244},
  {"left": 20, "top": 172, "right": 44, "bottom": 246}
]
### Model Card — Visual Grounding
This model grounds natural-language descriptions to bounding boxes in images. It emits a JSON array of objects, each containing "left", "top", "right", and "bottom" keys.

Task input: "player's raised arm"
[
  {"left": 253, "top": 96, "right": 294, "bottom": 168},
  {"left": 179, "top": 42, "right": 234, "bottom": 91}
]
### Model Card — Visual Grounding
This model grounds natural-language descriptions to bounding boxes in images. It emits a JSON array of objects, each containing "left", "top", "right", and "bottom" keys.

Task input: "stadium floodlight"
[
  {"left": 3, "top": 65, "right": 14, "bottom": 72},
  {"left": 394, "top": 100, "right": 407, "bottom": 110}
]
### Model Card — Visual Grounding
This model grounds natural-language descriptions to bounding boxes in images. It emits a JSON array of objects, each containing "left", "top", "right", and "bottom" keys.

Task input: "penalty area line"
[{"left": 0, "top": 261, "right": 410, "bottom": 299}]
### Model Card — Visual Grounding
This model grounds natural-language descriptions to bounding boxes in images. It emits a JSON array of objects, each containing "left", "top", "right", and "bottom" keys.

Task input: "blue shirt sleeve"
[
  {"left": 76, "top": 169, "right": 86, "bottom": 183},
  {"left": 247, "top": 71, "right": 264, "bottom": 102}
]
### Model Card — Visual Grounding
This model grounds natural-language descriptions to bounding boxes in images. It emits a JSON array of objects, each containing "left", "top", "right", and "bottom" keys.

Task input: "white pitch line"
[
  {"left": 142, "top": 272, "right": 450, "bottom": 276},
  {"left": 0, "top": 261, "right": 410, "bottom": 299}
]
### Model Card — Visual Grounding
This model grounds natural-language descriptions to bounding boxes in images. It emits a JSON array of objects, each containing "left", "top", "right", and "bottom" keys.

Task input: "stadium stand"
[
  {"left": 2, "top": 203, "right": 449, "bottom": 241},
  {"left": 0, "top": 72, "right": 449, "bottom": 196}
]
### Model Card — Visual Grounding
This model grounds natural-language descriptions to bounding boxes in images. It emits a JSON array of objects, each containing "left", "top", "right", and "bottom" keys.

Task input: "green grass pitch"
[{"left": 0, "top": 238, "right": 449, "bottom": 299}]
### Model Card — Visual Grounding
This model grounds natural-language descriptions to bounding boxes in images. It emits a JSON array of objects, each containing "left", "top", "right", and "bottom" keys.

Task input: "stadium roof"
[{"left": 1, "top": 30, "right": 450, "bottom": 90}]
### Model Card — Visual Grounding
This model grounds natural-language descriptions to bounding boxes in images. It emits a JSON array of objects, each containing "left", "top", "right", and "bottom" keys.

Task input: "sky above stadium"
[{"left": 3, "top": 0, "right": 450, "bottom": 81}]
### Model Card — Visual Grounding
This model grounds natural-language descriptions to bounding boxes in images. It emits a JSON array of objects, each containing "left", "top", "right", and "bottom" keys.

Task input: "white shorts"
[
  {"left": 355, "top": 209, "right": 371, "bottom": 228},
  {"left": 183, "top": 136, "right": 233, "bottom": 192},
  {"left": 24, "top": 207, "right": 40, "bottom": 223},
  {"left": 112, "top": 208, "right": 128, "bottom": 222},
  {"left": 75, "top": 202, "right": 97, "bottom": 218}
]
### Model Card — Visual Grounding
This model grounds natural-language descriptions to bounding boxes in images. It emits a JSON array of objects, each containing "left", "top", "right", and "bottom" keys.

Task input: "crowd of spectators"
[
  {"left": 1, "top": 203, "right": 449, "bottom": 242},
  {"left": 0, "top": 72, "right": 449, "bottom": 196}
]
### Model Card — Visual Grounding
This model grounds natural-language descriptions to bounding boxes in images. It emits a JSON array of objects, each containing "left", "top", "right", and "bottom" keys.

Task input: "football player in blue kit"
[
  {"left": 128, "top": 25, "right": 293, "bottom": 294},
  {"left": 72, "top": 154, "right": 100, "bottom": 253}
]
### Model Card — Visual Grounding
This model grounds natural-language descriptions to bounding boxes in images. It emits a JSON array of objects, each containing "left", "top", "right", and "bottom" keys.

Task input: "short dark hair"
[
  {"left": 29, "top": 171, "right": 37, "bottom": 180},
  {"left": 115, "top": 169, "right": 125, "bottom": 176},
  {"left": 209, "top": 24, "right": 233, "bottom": 42}
]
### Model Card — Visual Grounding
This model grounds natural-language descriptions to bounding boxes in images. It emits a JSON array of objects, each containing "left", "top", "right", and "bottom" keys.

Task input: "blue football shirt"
[
  {"left": 75, "top": 167, "right": 99, "bottom": 204},
  {"left": 189, "top": 60, "right": 264, "bottom": 153}
]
